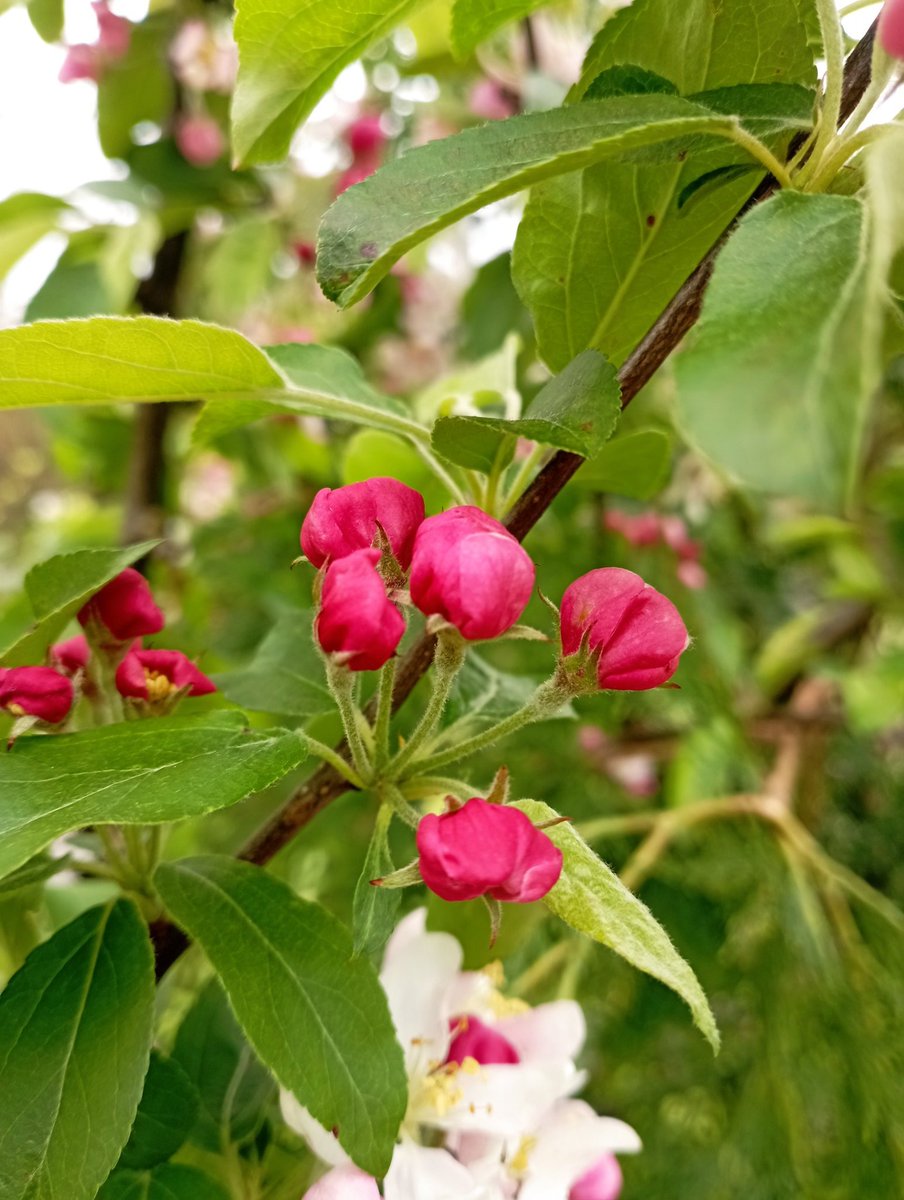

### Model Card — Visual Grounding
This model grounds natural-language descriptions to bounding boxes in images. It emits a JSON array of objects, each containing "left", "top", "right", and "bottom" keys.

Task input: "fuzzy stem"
[
  {"left": 373, "top": 657, "right": 398, "bottom": 771},
  {"left": 325, "top": 662, "right": 372, "bottom": 781},
  {"left": 719, "top": 125, "right": 795, "bottom": 189},
  {"left": 811, "top": 0, "right": 848, "bottom": 168},
  {"left": 387, "top": 634, "right": 467, "bottom": 779},
  {"left": 300, "top": 733, "right": 365, "bottom": 788}
]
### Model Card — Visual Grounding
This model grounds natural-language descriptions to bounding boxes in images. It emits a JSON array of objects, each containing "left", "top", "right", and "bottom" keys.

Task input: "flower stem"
[
  {"left": 810, "top": 0, "right": 848, "bottom": 169},
  {"left": 408, "top": 675, "right": 570, "bottom": 776},
  {"left": 386, "top": 633, "right": 467, "bottom": 779},
  {"left": 300, "top": 732, "right": 365, "bottom": 788},
  {"left": 806, "top": 122, "right": 898, "bottom": 192},
  {"left": 400, "top": 775, "right": 474, "bottom": 801},
  {"left": 719, "top": 125, "right": 795, "bottom": 189},
  {"left": 373, "top": 657, "right": 398, "bottom": 771},
  {"left": 325, "top": 661, "right": 373, "bottom": 781},
  {"left": 503, "top": 443, "right": 548, "bottom": 514}
]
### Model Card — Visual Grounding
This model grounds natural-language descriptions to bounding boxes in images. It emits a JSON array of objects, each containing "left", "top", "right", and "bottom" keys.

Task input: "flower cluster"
[
  {"left": 285, "top": 911, "right": 640, "bottom": 1200},
  {"left": 604, "top": 508, "right": 706, "bottom": 591},
  {"left": 336, "top": 112, "right": 387, "bottom": 195},
  {"left": 59, "top": 1, "right": 130, "bottom": 84}
]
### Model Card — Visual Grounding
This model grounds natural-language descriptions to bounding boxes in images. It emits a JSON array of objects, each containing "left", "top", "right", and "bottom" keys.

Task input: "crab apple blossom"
[
  {"left": 446, "top": 1015, "right": 520, "bottom": 1067},
  {"left": 301, "top": 477, "right": 425, "bottom": 569},
  {"left": 302, "top": 1165, "right": 381, "bottom": 1200},
  {"left": 49, "top": 635, "right": 91, "bottom": 675},
  {"left": 416, "top": 797, "right": 562, "bottom": 903},
  {"left": 0, "top": 666, "right": 73, "bottom": 724},
  {"left": 568, "top": 1154, "right": 623, "bottom": 1200},
  {"left": 345, "top": 113, "right": 386, "bottom": 158},
  {"left": 880, "top": 0, "right": 904, "bottom": 57},
  {"left": 469, "top": 78, "right": 519, "bottom": 121},
  {"left": 175, "top": 114, "right": 225, "bottom": 166},
  {"left": 409, "top": 507, "right": 535, "bottom": 640},
  {"left": 316, "top": 548, "right": 405, "bottom": 670},
  {"left": 59, "top": 1, "right": 130, "bottom": 83},
  {"left": 78, "top": 568, "right": 164, "bottom": 643},
  {"left": 115, "top": 648, "right": 216, "bottom": 702},
  {"left": 560, "top": 567, "right": 689, "bottom": 691}
]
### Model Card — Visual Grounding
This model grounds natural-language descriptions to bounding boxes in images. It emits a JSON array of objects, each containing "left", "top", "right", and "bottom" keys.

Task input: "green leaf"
[
  {"left": 198, "top": 217, "right": 281, "bottom": 325},
  {"left": 97, "top": 16, "right": 174, "bottom": 159},
  {"left": 676, "top": 192, "right": 876, "bottom": 509},
  {"left": 352, "top": 806, "right": 400, "bottom": 958},
  {"left": 0, "top": 317, "right": 284, "bottom": 411},
  {"left": 0, "top": 852, "right": 68, "bottom": 899},
  {"left": 512, "top": 799, "right": 720, "bottom": 1052},
  {"left": 0, "top": 192, "right": 68, "bottom": 278},
  {"left": 154, "top": 856, "right": 407, "bottom": 1176},
  {"left": 213, "top": 609, "right": 333, "bottom": 718},
  {"left": 0, "top": 712, "right": 306, "bottom": 882},
  {"left": 26, "top": 0, "right": 64, "bottom": 43},
  {"left": 1, "top": 539, "right": 161, "bottom": 666},
  {"left": 98, "top": 1165, "right": 230, "bottom": 1200},
  {"left": 444, "top": 653, "right": 573, "bottom": 738},
  {"left": 450, "top": 0, "right": 549, "bottom": 57},
  {"left": 574, "top": 429, "right": 673, "bottom": 498},
  {"left": 117, "top": 1052, "right": 200, "bottom": 1170},
  {"left": 432, "top": 351, "right": 621, "bottom": 469},
  {"left": 513, "top": 0, "right": 817, "bottom": 367},
  {"left": 194, "top": 342, "right": 423, "bottom": 444},
  {"left": 172, "top": 979, "right": 275, "bottom": 1152},
  {"left": 231, "top": 0, "right": 429, "bottom": 166},
  {"left": 317, "top": 94, "right": 756, "bottom": 308},
  {"left": 0, "top": 899, "right": 155, "bottom": 1200}
]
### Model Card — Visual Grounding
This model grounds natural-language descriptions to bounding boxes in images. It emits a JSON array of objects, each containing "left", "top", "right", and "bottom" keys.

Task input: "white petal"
[
  {"left": 517, "top": 1100, "right": 641, "bottom": 1200},
  {"left": 382, "top": 907, "right": 429, "bottom": 967},
  {"left": 422, "top": 1062, "right": 579, "bottom": 1138},
  {"left": 384, "top": 1142, "right": 500, "bottom": 1200},
  {"left": 380, "top": 919, "right": 462, "bottom": 1077},
  {"left": 497, "top": 1000, "right": 586, "bottom": 1064},
  {"left": 279, "top": 1092, "right": 349, "bottom": 1167},
  {"left": 302, "top": 1164, "right": 380, "bottom": 1199}
]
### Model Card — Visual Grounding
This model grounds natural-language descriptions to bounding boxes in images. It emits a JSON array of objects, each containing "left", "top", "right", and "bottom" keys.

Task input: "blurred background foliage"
[{"left": 0, "top": 0, "right": 903, "bottom": 1196}]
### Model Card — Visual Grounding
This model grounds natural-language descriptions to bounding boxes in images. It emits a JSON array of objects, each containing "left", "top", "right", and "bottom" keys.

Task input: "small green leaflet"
[
  {"left": 155, "top": 856, "right": 407, "bottom": 1177},
  {"left": 0, "top": 711, "right": 307, "bottom": 882},
  {"left": 1, "top": 539, "right": 160, "bottom": 666},
  {"left": 0, "top": 900, "right": 155, "bottom": 1200},
  {"left": 512, "top": 799, "right": 720, "bottom": 1052},
  {"left": 432, "top": 351, "right": 621, "bottom": 471},
  {"left": 0, "top": 192, "right": 68, "bottom": 279},
  {"left": 352, "top": 805, "right": 401, "bottom": 957},
  {"left": 213, "top": 609, "right": 333, "bottom": 718}
]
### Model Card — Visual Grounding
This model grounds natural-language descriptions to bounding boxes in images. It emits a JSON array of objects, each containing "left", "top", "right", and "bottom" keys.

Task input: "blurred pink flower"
[{"left": 175, "top": 114, "right": 225, "bottom": 166}]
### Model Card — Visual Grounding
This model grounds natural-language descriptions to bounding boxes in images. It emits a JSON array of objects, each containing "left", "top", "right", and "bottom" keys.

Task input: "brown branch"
[{"left": 152, "top": 22, "right": 878, "bottom": 978}]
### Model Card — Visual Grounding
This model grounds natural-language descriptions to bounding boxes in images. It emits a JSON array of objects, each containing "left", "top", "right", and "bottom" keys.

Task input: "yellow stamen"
[{"left": 144, "top": 670, "right": 176, "bottom": 702}]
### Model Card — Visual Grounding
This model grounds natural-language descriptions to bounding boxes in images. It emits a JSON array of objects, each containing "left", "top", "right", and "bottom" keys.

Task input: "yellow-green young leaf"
[
  {"left": 512, "top": 799, "right": 720, "bottom": 1052},
  {"left": 0, "top": 712, "right": 307, "bottom": 882},
  {"left": 676, "top": 192, "right": 877, "bottom": 510},
  {"left": 450, "top": 0, "right": 549, "bottom": 57},
  {"left": 0, "top": 316, "right": 284, "bottom": 410},
  {"left": 154, "top": 856, "right": 407, "bottom": 1176},
  {"left": 0, "top": 192, "right": 68, "bottom": 278},
  {"left": 0, "top": 900, "right": 155, "bottom": 1200},
  {"left": 513, "top": 0, "right": 817, "bottom": 368},
  {"left": 1, "top": 540, "right": 161, "bottom": 666},
  {"left": 317, "top": 95, "right": 744, "bottom": 308},
  {"left": 231, "top": 0, "right": 430, "bottom": 167}
]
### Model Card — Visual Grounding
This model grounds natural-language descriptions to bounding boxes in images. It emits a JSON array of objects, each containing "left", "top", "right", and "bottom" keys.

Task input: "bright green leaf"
[
  {"left": 512, "top": 799, "right": 720, "bottom": 1052},
  {"left": 574, "top": 429, "right": 673, "bottom": 498},
  {"left": 117, "top": 1052, "right": 200, "bottom": 1171},
  {"left": 214, "top": 609, "right": 333, "bottom": 718},
  {"left": 98, "top": 1164, "right": 230, "bottom": 1200},
  {"left": 27, "top": 0, "right": 64, "bottom": 42},
  {"left": 0, "top": 192, "right": 68, "bottom": 279},
  {"left": 1, "top": 540, "right": 160, "bottom": 666},
  {"left": 231, "top": 0, "right": 429, "bottom": 166},
  {"left": 172, "top": 979, "right": 275, "bottom": 1152},
  {"left": 353, "top": 805, "right": 401, "bottom": 958},
  {"left": 676, "top": 192, "right": 876, "bottom": 509},
  {"left": 317, "top": 94, "right": 756, "bottom": 308},
  {"left": 0, "top": 899, "right": 155, "bottom": 1200},
  {"left": 0, "top": 712, "right": 306, "bottom": 881},
  {"left": 154, "top": 856, "right": 407, "bottom": 1176},
  {"left": 97, "top": 16, "right": 174, "bottom": 159},
  {"left": 0, "top": 316, "right": 284, "bottom": 411},
  {"left": 172, "top": 978, "right": 276, "bottom": 1152},
  {"left": 450, "top": 0, "right": 549, "bottom": 57}
]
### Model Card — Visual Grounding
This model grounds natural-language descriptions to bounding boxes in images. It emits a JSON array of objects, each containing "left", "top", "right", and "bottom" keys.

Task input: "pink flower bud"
[
  {"left": 175, "top": 114, "right": 225, "bottom": 167},
  {"left": 0, "top": 666, "right": 73, "bottom": 724},
  {"left": 569, "top": 1154, "right": 624, "bottom": 1200},
  {"left": 334, "top": 162, "right": 377, "bottom": 195},
  {"left": 293, "top": 240, "right": 316, "bottom": 267},
  {"left": 93, "top": 1, "right": 130, "bottom": 59},
  {"left": 446, "top": 1014, "right": 520, "bottom": 1066},
  {"left": 416, "top": 797, "right": 563, "bottom": 903},
  {"left": 49, "top": 635, "right": 91, "bottom": 675},
  {"left": 345, "top": 113, "right": 385, "bottom": 158},
  {"left": 303, "top": 1166, "right": 380, "bottom": 1200},
  {"left": 115, "top": 649, "right": 216, "bottom": 702},
  {"left": 560, "top": 568, "right": 689, "bottom": 691},
  {"left": 316, "top": 548, "right": 405, "bottom": 671},
  {"left": 59, "top": 44, "right": 102, "bottom": 83},
  {"left": 409, "top": 507, "right": 535, "bottom": 641},
  {"left": 676, "top": 559, "right": 707, "bottom": 590},
  {"left": 604, "top": 510, "right": 661, "bottom": 547},
  {"left": 469, "top": 78, "right": 518, "bottom": 121},
  {"left": 880, "top": 0, "right": 904, "bottom": 57},
  {"left": 78, "top": 568, "right": 165, "bottom": 643},
  {"left": 301, "top": 478, "right": 425, "bottom": 570}
]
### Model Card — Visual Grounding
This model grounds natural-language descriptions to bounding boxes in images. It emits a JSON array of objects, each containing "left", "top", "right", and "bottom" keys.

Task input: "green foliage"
[
  {"left": 0, "top": 192, "right": 68, "bottom": 279},
  {"left": 117, "top": 1052, "right": 200, "bottom": 1171},
  {"left": 513, "top": 799, "right": 720, "bottom": 1051},
  {"left": 231, "top": 0, "right": 429, "bottom": 166},
  {"left": 214, "top": 609, "right": 333, "bottom": 718},
  {"left": 317, "top": 95, "right": 770, "bottom": 307},
  {"left": 0, "top": 713, "right": 307, "bottom": 881},
  {"left": 154, "top": 856, "right": 408, "bottom": 1176},
  {"left": 98, "top": 1165, "right": 230, "bottom": 1200},
  {"left": 1, "top": 540, "right": 160, "bottom": 666},
  {"left": 449, "top": 0, "right": 549, "bottom": 57},
  {"left": 574, "top": 429, "right": 673, "bottom": 499},
  {"left": 352, "top": 804, "right": 401, "bottom": 956},
  {"left": 0, "top": 900, "right": 154, "bottom": 1200},
  {"left": 97, "top": 15, "right": 174, "bottom": 159},
  {"left": 676, "top": 192, "right": 877, "bottom": 509}
]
